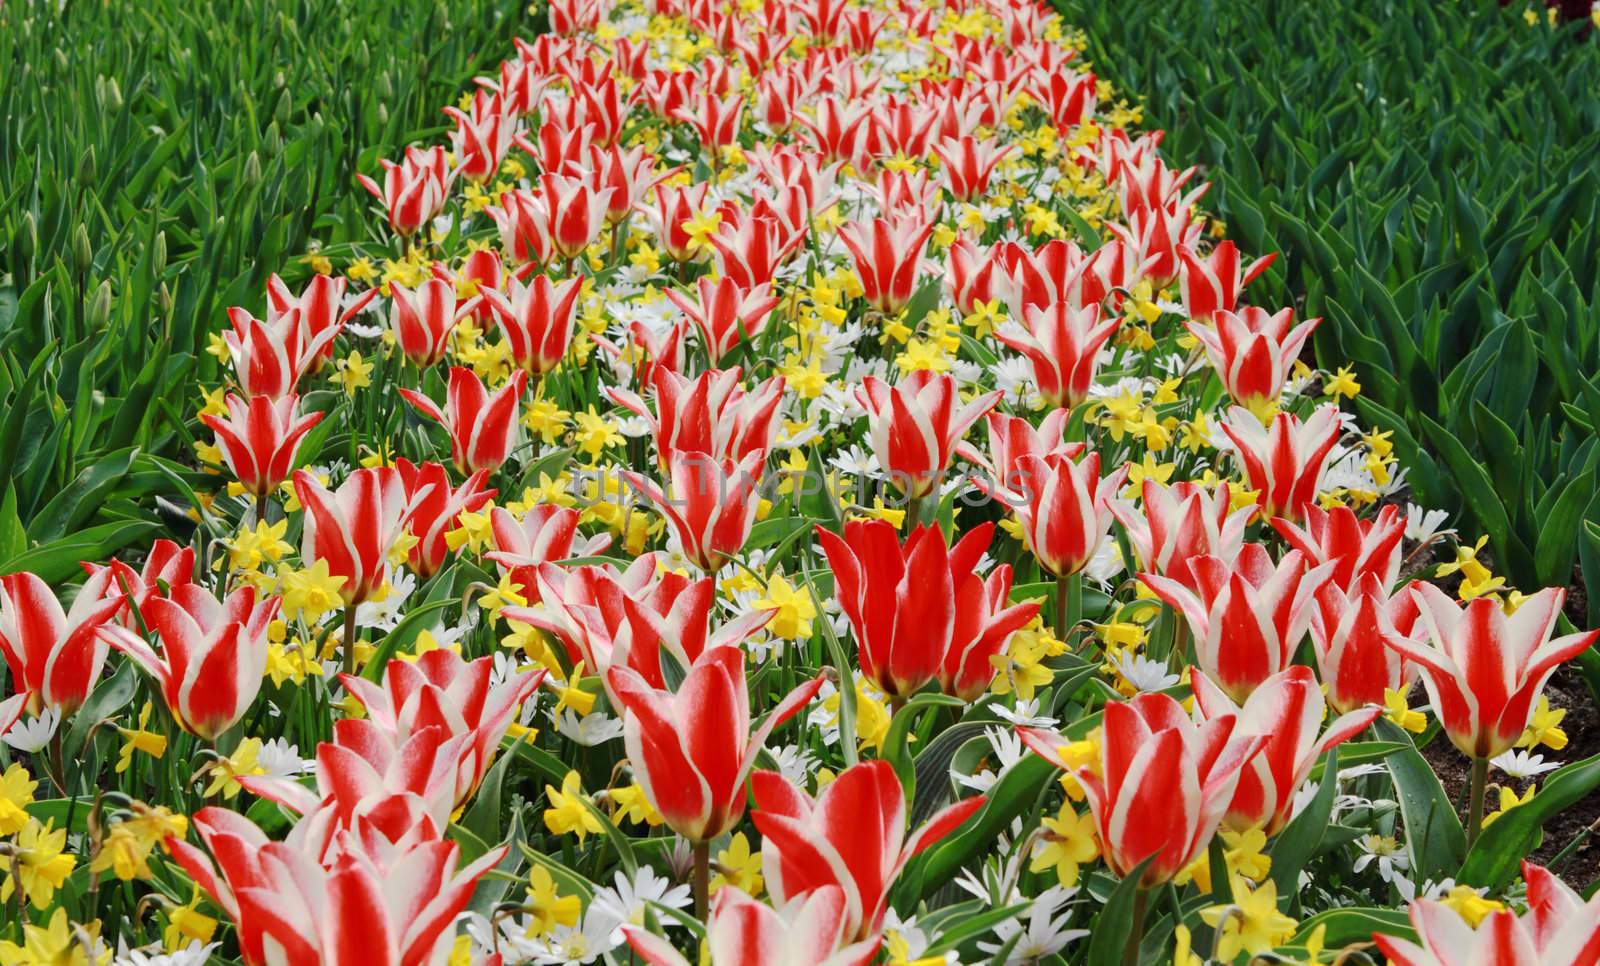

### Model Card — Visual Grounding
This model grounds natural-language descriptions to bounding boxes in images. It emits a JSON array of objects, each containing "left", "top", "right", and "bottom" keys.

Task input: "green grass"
[
  {"left": 1061, "top": 0, "right": 1600, "bottom": 612},
  {"left": 0, "top": 0, "right": 524, "bottom": 567}
]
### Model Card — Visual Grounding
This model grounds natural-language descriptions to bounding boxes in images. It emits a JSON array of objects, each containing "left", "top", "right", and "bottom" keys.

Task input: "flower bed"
[{"left": 1, "top": 0, "right": 1598, "bottom": 962}]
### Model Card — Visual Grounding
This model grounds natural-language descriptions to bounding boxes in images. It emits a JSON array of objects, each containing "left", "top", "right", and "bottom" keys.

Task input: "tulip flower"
[
  {"left": 1110, "top": 480, "right": 1253, "bottom": 592},
  {"left": 1104, "top": 202, "right": 1201, "bottom": 289},
  {"left": 751, "top": 760, "right": 985, "bottom": 940},
  {"left": 388, "top": 279, "right": 460, "bottom": 368},
  {"left": 998, "top": 238, "right": 1091, "bottom": 316},
  {"left": 623, "top": 450, "right": 764, "bottom": 572},
  {"left": 506, "top": 556, "right": 771, "bottom": 701},
  {"left": 1374, "top": 861, "right": 1600, "bottom": 966},
  {"left": 201, "top": 393, "right": 325, "bottom": 499},
  {"left": 477, "top": 272, "right": 585, "bottom": 381},
  {"left": 944, "top": 236, "right": 1004, "bottom": 316},
  {"left": 1272, "top": 503, "right": 1405, "bottom": 594},
  {"left": 987, "top": 452, "right": 1128, "bottom": 579},
  {"left": 707, "top": 209, "right": 806, "bottom": 288},
  {"left": 995, "top": 302, "right": 1120, "bottom": 410},
  {"left": 486, "top": 187, "right": 555, "bottom": 268},
  {"left": 855, "top": 371, "right": 1002, "bottom": 501},
  {"left": 538, "top": 171, "right": 615, "bottom": 261},
  {"left": 1191, "top": 665, "right": 1380, "bottom": 833},
  {"left": 292, "top": 466, "right": 422, "bottom": 610},
  {"left": 608, "top": 645, "right": 823, "bottom": 847},
  {"left": 663, "top": 277, "right": 781, "bottom": 364},
  {"left": 400, "top": 367, "right": 529, "bottom": 475},
  {"left": 82, "top": 538, "right": 196, "bottom": 626},
  {"left": 341, "top": 650, "right": 544, "bottom": 807},
  {"left": 0, "top": 570, "right": 124, "bottom": 717},
  {"left": 605, "top": 367, "right": 785, "bottom": 466},
  {"left": 1142, "top": 545, "right": 1333, "bottom": 703},
  {"left": 837, "top": 214, "right": 935, "bottom": 315},
  {"left": 266, "top": 273, "right": 377, "bottom": 371},
  {"left": 223, "top": 307, "right": 337, "bottom": 400},
  {"left": 1308, "top": 572, "right": 1420, "bottom": 716},
  {"left": 942, "top": 528, "right": 1041, "bottom": 701},
  {"left": 394, "top": 459, "right": 496, "bottom": 580},
  {"left": 675, "top": 91, "right": 745, "bottom": 152},
  {"left": 1385, "top": 585, "right": 1598, "bottom": 763},
  {"left": 624, "top": 885, "right": 882, "bottom": 966},
  {"left": 1019, "top": 692, "right": 1264, "bottom": 886},
  {"left": 595, "top": 317, "right": 690, "bottom": 388},
  {"left": 1220, "top": 404, "right": 1344, "bottom": 523},
  {"left": 444, "top": 89, "right": 519, "bottom": 183},
  {"left": 356, "top": 145, "right": 455, "bottom": 237},
  {"left": 0, "top": 692, "right": 24, "bottom": 739},
  {"left": 1177, "top": 240, "right": 1275, "bottom": 322},
  {"left": 956, "top": 409, "right": 1083, "bottom": 487},
  {"left": 169, "top": 800, "right": 504, "bottom": 966},
  {"left": 486, "top": 504, "right": 612, "bottom": 603},
  {"left": 635, "top": 182, "right": 712, "bottom": 262},
  {"left": 98, "top": 585, "right": 278, "bottom": 741},
  {"left": 1187, "top": 307, "right": 1320, "bottom": 414},
  {"left": 931, "top": 134, "right": 1015, "bottom": 202},
  {"left": 816, "top": 520, "right": 955, "bottom": 700},
  {"left": 589, "top": 143, "right": 673, "bottom": 225}
]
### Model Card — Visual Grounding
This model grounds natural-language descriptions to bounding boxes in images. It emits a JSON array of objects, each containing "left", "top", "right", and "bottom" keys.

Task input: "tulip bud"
[
  {"left": 151, "top": 231, "right": 168, "bottom": 277},
  {"left": 88, "top": 280, "right": 112, "bottom": 330},
  {"left": 355, "top": 41, "right": 370, "bottom": 71},
  {"left": 98, "top": 75, "right": 124, "bottom": 112},
  {"left": 274, "top": 88, "right": 292, "bottom": 126},
  {"left": 11, "top": 212, "right": 35, "bottom": 271},
  {"left": 243, "top": 151, "right": 262, "bottom": 187},
  {"left": 263, "top": 122, "right": 283, "bottom": 156},
  {"left": 158, "top": 282, "right": 174, "bottom": 319},
  {"left": 72, "top": 224, "right": 93, "bottom": 275},
  {"left": 377, "top": 71, "right": 394, "bottom": 101},
  {"left": 77, "top": 146, "right": 97, "bottom": 188}
]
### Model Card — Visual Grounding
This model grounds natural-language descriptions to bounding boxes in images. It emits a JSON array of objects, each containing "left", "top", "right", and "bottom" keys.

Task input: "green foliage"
[
  {"left": 1061, "top": 0, "right": 1600, "bottom": 611},
  {"left": 0, "top": 0, "right": 521, "bottom": 554}
]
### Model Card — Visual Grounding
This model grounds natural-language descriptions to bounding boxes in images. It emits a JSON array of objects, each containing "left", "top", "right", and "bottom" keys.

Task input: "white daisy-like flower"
[
  {"left": 1354, "top": 833, "right": 1412, "bottom": 885},
  {"left": 356, "top": 568, "right": 416, "bottom": 630},
  {"left": 256, "top": 737, "right": 313, "bottom": 778},
  {"left": 113, "top": 942, "right": 219, "bottom": 966},
  {"left": 1491, "top": 749, "right": 1561, "bottom": 780},
  {"left": 1405, "top": 503, "right": 1454, "bottom": 543},
  {"left": 531, "top": 907, "right": 625, "bottom": 965},
  {"left": 769, "top": 744, "right": 819, "bottom": 786},
  {"left": 1107, "top": 650, "right": 1179, "bottom": 693},
  {"left": 2, "top": 708, "right": 59, "bottom": 753},
  {"left": 976, "top": 886, "right": 1087, "bottom": 964},
  {"left": 591, "top": 866, "right": 692, "bottom": 942},
  {"left": 991, "top": 697, "right": 1057, "bottom": 729},
  {"left": 554, "top": 708, "right": 625, "bottom": 746}
]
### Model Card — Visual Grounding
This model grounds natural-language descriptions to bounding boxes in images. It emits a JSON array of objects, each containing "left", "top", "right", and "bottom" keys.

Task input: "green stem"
[
  {"left": 1056, "top": 571, "right": 1082, "bottom": 645},
  {"left": 691, "top": 841, "right": 710, "bottom": 921},
  {"left": 904, "top": 490, "right": 923, "bottom": 534},
  {"left": 1466, "top": 755, "right": 1489, "bottom": 847},
  {"left": 1123, "top": 885, "right": 1149, "bottom": 966},
  {"left": 1208, "top": 833, "right": 1234, "bottom": 901},
  {"left": 342, "top": 605, "right": 359, "bottom": 678}
]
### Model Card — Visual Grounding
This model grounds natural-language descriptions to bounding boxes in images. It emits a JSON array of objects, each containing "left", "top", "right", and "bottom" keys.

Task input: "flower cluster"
[{"left": 1, "top": 0, "right": 1596, "bottom": 963}]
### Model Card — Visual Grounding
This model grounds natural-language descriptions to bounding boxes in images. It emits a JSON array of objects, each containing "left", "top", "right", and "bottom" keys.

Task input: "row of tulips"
[{"left": 2, "top": 0, "right": 1598, "bottom": 962}]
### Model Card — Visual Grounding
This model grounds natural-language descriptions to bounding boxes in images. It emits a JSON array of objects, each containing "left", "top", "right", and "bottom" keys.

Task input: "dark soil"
[{"left": 1416, "top": 665, "right": 1600, "bottom": 889}]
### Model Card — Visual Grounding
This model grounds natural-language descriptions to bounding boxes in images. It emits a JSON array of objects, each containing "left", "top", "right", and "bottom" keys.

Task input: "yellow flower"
[
  {"left": 224, "top": 519, "right": 293, "bottom": 573},
  {"left": 1175, "top": 827, "right": 1272, "bottom": 891},
  {"left": 523, "top": 397, "right": 571, "bottom": 444},
  {"left": 1439, "top": 884, "right": 1504, "bottom": 927},
  {"left": 0, "top": 762, "right": 37, "bottom": 836},
  {"left": 1324, "top": 366, "right": 1361, "bottom": 398},
  {"left": 280, "top": 558, "right": 347, "bottom": 624},
  {"left": 525, "top": 865, "right": 583, "bottom": 937},
  {"left": 1030, "top": 803, "right": 1099, "bottom": 887},
  {"left": 1384, "top": 687, "right": 1428, "bottom": 733},
  {"left": 753, "top": 574, "right": 817, "bottom": 640},
  {"left": 543, "top": 770, "right": 603, "bottom": 842},
  {"left": 573, "top": 406, "right": 624, "bottom": 461},
  {"left": 163, "top": 889, "right": 219, "bottom": 952},
  {"left": 331, "top": 349, "right": 374, "bottom": 396},
  {"left": 711, "top": 832, "right": 763, "bottom": 896},
  {"left": 610, "top": 782, "right": 663, "bottom": 827},
  {"left": 1517, "top": 695, "right": 1567, "bottom": 750},
  {"left": 1200, "top": 875, "right": 1298, "bottom": 962},
  {"left": 203, "top": 737, "right": 266, "bottom": 798},
  {"left": 1481, "top": 783, "right": 1536, "bottom": 829},
  {"left": 553, "top": 663, "right": 598, "bottom": 717},
  {"left": 1172, "top": 924, "right": 1203, "bottom": 966},
  {"left": 116, "top": 701, "right": 168, "bottom": 773},
  {"left": 0, "top": 908, "right": 102, "bottom": 966},
  {"left": 346, "top": 257, "right": 379, "bottom": 284},
  {"left": 478, "top": 570, "right": 529, "bottom": 623},
  {"left": 1, "top": 819, "right": 77, "bottom": 909}
]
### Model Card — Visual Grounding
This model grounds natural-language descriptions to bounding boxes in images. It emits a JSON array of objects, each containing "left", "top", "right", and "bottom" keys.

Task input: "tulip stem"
[
  {"left": 904, "top": 492, "right": 923, "bottom": 533},
  {"left": 253, "top": 491, "right": 267, "bottom": 528},
  {"left": 691, "top": 842, "right": 710, "bottom": 921},
  {"left": 342, "top": 606, "right": 359, "bottom": 678},
  {"left": 1466, "top": 755, "right": 1489, "bottom": 847},
  {"left": 1123, "top": 885, "right": 1149, "bottom": 966},
  {"left": 1055, "top": 572, "right": 1081, "bottom": 645}
]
